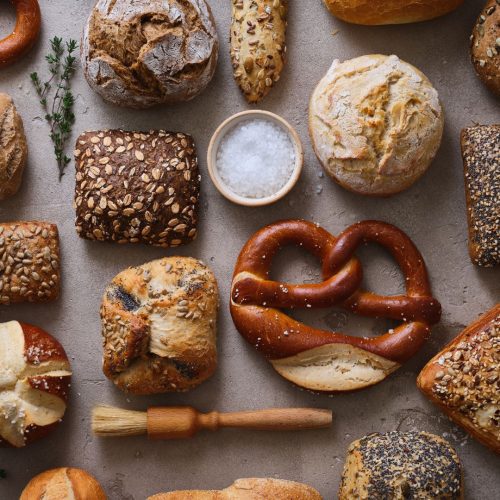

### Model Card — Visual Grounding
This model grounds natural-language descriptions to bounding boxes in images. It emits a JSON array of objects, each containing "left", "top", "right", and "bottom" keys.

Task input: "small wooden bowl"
[{"left": 207, "top": 110, "right": 303, "bottom": 207}]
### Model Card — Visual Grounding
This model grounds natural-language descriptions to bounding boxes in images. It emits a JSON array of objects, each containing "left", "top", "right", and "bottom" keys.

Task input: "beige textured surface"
[{"left": 0, "top": 0, "right": 499, "bottom": 498}]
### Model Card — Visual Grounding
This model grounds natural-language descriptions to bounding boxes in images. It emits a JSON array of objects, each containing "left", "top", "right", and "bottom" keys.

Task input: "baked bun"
[
  {"left": 0, "top": 93, "right": 27, "bottom": 200},
  {"left": 20, "top": 467, "right": 106, "bottom": 500},
  {"left": 470, "top": 0, "right": 500, "bottom": 96},
  {"left": 0, "top": 321, "right": 71, "bottom": 448},
  {"left": 339, "top": 432, "right": 463, "bottom": 499},
  {"left": 309, "top": 54, "right": 444, "bottom": 196},
  {"left": 101, "top": 257, "right": 218, "bottom": 394},
  {"left": 417, "top": 304, "right": 500, "bottom": 453},
  {"left": 149, "top": 478, "right": 322, "bottom": 499},
  {"left": 81, "top": 0, "right": 219, "bottom": 108},
  {"left": 323, "top": 0, "right": 464, "bottom": 25}
]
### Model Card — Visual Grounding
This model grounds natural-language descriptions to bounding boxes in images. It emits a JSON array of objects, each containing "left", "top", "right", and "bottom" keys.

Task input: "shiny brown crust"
[
  {"left": 0, "top": 0, "right": 41, "bottom": 68},
  {"left": 230, "top": 220, "right": 440, "bottom": 390}
]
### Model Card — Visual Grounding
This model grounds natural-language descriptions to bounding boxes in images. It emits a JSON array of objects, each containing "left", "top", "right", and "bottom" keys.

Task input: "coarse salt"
[{"left": 216, "top": 119, "right": 296, "bottom": 198}]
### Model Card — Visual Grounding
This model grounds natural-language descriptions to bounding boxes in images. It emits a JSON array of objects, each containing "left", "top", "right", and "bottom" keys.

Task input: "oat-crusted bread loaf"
[
  {"left": 101, "top": 257, "right": 218, "bottom": 394},
  {"left": 74, "top": 130, "right": 200, "bottom": 248},
  {"left": 0, "top": 92, "right": 28, "bottom": 200},
  {"left": 323, "top": 0, "right": 464, "bottom": 25},
  {"left": 461, "top": 125, "right": 499, "bottom": 267},
  {"left": 339, "top": 432, "right": 463, "bottom": 499},
  {"left": 149, "top": 478, "right": 323, "bottom": 499},
  {"left": 81, "top": 0, "right": 219, "bottom": 108},
  {"left": 470, "top": 0, "right": 500, "bottom": 96},
  {"left": 0, "top": 321, "right": 71, "bottom": 448},
  {"left": 417, "top": 304, "right": 500, "bottom": 453},
  {"left": 0, "top": 221, "right": 60, "bottom": 305},
  {"left": 309, "top": 55, "right": 444, "bottom": 196}
]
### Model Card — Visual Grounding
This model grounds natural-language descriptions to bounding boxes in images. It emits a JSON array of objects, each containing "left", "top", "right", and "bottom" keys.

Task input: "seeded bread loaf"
[
  {"left": 81, "top": 0, "right": 219, "bottom": 108},
  {"left": 0, "top": 321, "right": 71, "bottom": 447},
  {"left": 470, "top": 0, "right": 500, "bottom": 96},
  {"left": 461, "top": 125, "right": 499, "bottom": 267},
  {"left": 417, "top": 304, "right": 500, "bottom": 454},
  {"left": 0, "top": 93, "right": 28, "bottom": 200},
  {"left": 74, "top": 130, "right": 200, "bottom": 248},
  {"left": 101, "top": 257, "right": 218, "bottom": 395},
  {"left": 339, "top": 432, "right": 463, "bottom": 499},
  {"left": 230, "top": 0, "right": 287, "bottom": 103},
  {"left": 0, "top": 222, "right": 60, "bottom": 305}
]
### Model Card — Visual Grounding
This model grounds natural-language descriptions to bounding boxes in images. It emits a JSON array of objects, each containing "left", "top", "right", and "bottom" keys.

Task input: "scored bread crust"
[
  {"left": 323, "top": 0, "right": 464, "bottom": 25},
  {"left": 417, "top": 304, "right": 500, "bottom": 453}
]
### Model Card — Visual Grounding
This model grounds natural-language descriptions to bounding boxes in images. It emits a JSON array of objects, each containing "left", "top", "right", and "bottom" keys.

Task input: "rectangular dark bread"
[
  {"left": 461, "top": 125, "right": 499, "bottom": 267},
  {"left": 0, "top": 221, "right": 60, "bottom": 304},
  {"left": 417, "top": 304, "right": 499, "bottom": 453},
  {"left": 74, "top": 130, "right": 200, "bottom": 248}
]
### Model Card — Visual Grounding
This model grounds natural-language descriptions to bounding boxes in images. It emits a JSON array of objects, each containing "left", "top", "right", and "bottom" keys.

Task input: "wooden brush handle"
[{"left": 147, "top": 407, "right": 332, "bottom": 440}]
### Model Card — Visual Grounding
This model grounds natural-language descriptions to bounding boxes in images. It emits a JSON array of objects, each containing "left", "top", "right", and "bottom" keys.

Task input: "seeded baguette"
[
  {"left": 74, "top": 130, "right": 200, "bottom": 248},
  {"left": 0, "top": 222, "right": 60, "bottom": 305},
  {"left": 231, "top": 0, "right": 287, "bottom": 103}
]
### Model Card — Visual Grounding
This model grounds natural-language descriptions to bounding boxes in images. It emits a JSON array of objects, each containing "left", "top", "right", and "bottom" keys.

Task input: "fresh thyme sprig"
[{"left": 30, "top": 37, "right": 78, "bottom": 180}]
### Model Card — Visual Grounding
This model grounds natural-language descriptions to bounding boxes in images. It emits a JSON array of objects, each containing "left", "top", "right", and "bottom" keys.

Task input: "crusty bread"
[
  {"left": 0, "top": 221, "right": 60, "bottom": 304},
  {"left": 470, "top": 0, "right": 500, "bottom": 96},
  {"left": 20, "top": 467, "right": 106, "bottom": 500},
  {"left": 149, "top": 478, "right": 322, "bottom": 499},
  {"left": 0, "top": 322, "right": 71, "bottom": 447},
  {"left": 309, "top": 55, "right": 444, "bottom": 197},
  {"left": 323, "top": 0, "right": 464, "bottom": 25},
  {"left": 417, "top": 304, "right": 500, "bottom": 453},
  {"left": 81, "top": 0, "right": 219, "bottom": 108},
  {"left": 230, "top": 0, "right": 287, "bottom": 103},
  {"left": 0, "top": 93, "right": 27, "bottom": 200},
  {"left": 339, "top": 432, "right": 463, "bottom": 499},
  {"left": 74, "top": 130, "right": 200, "bottom": 248},
  {"left": 101, "top": 257, "right": 218, "bottom": 394}
]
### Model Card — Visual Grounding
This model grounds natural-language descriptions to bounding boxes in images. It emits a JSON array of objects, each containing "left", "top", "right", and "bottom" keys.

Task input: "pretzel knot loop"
[{"left": 230, "top": 220, "right": 441, "bottom": 392}]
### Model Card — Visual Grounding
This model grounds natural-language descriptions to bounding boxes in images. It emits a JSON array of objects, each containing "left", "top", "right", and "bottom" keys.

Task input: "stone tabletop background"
[{"left": 1, "top": 1, "right": 499, "bottom": 498}]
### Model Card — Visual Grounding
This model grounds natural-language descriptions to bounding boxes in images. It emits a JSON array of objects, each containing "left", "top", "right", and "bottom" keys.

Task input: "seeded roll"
[
  {"left": 339, "top": 432, "right": 463, "bottom": 499},
  {"left": 418, "top": 304, "right": 500, "bottom": 453},
  {"left": 461, "top": 125, "right": 499, "bottom": 267},
  {"left": 74, "top": 130, "right": 200, "bottom": 248},
  {"left": 0, "top": 222, "right": 60, "bottom": 305}
]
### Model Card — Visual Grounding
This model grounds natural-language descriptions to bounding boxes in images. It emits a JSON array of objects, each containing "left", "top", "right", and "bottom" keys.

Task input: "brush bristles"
[{"left": 92, "top": 405, "right": 148, "bottom": 437}]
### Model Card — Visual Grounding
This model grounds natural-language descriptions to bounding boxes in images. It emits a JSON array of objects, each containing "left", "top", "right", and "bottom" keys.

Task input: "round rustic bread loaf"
[
  {"left": 81, "top": 0, "right": 219, "bottom": 108},
  {"left": 309, "top": 54, "right": 444, "bottom": 196}
]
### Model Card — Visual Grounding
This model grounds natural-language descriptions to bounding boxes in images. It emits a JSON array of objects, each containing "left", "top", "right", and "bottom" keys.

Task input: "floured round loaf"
[
  {"left": 0, "top": 321, "right": 71, "bottom": 447},
  {"left": 81, "top": 0, "right": 219, "bottom": 108},
  {"left": 101, "top": 257, "right": 218, "bottom": 394},
  {"left": 309, "top": 54, "right": 444, "bottom": 196}
]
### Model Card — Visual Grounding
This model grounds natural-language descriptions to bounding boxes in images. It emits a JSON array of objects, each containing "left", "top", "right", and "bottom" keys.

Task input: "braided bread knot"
[{"left": 230, "top": 220, "right": 441, "bottom": 392}]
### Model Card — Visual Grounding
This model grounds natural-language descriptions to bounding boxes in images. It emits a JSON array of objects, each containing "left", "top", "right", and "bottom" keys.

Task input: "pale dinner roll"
[
  {"left": 20, "top": 467, "right": 106, "bottom": 500},
  {"left": 309, "top": 54, "right": 444, "bottom": 196}
]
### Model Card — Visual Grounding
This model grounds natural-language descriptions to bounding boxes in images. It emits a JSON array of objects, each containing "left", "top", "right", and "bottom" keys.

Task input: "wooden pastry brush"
[{"left": 92, "top": 405, "right": 333, "bottom": 439}]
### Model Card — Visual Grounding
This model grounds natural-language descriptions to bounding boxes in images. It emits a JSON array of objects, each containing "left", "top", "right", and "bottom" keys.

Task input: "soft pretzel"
[
  {"left": 230, "top": 220, "right": 441, "bottom": 392},
  {"left": 0, "top": 0, "right": 41, "bottom": 68}
]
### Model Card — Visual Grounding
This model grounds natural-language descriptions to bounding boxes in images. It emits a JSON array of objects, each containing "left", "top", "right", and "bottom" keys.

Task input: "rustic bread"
[
  {"left": 309, "top": 55, "right": 444, "bottom": 196},
  {"left": 149, "top": 478, "right": 322, "bottom": 499},
  {"left": 417, "top": 304, "right": 500, "bottom": 453},
  {"left": 339, "top": 432, "right": 463, "bottom": 499},
  {"left": 323, "top": 0, "right": 464, "bottom": 25},
  {"left": 230, "top": 0, "right": 288, "bottom": 103},
  {"left": 101, "top": 257, "right": 218, "bottom": 394},
  {"left": 0, "top": 93, "right": 27, "bottom": 200},
  {"left": 20, "top": 468, "right": 106, "bottom": 500},
  {"left": 461, "top": 125, "right": 499, "bottom": 267},
  {"left": 74, "top": 130, "right": 200, "bottom": 248},
  {"left": 0, "top": 321, "right": 71, "bottom": 448},
  {"left": 470, "top": 0, "right": 500, "bottom": 96},
  {"left": 0, "top": 221, "right": 60, "bottom": 305},
  {"left": 81, "top": 0, "right": 219, "bottom": 108}
]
